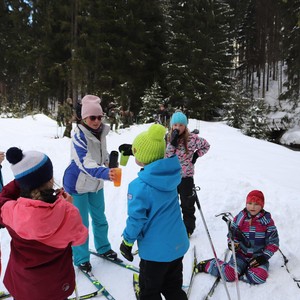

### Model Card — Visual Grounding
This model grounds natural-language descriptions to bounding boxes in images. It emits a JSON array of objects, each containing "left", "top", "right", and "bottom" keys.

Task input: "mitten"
[
  {"left": 170, "top": 129, "right": 179, "bottom": 147},
  {"left": 120, "top": 240, "right": 134, "bottom": 262},
  {"left": 118, "top": 144, "right": 133, "bottom": 156},
  {"left": 249, "top": 255, "right": 268, "bottom": 268},
  {"left": 192, "top": 151, "right": 199, "bottom": 164}
]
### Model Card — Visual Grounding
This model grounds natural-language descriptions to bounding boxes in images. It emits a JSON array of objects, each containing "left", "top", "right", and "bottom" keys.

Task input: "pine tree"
[
  {"left": 163, "top": 0, "right": 233, "bottom": 120},
  {"left": 242, "top": 98, "right": 269, "bottom": 139},
  {"left": 139, "top": 82, "right": 164, "bottom": 123}
]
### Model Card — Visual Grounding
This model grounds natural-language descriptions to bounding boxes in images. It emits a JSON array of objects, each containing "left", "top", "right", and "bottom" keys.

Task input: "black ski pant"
[
  {"left": 139, "top": 257, "right": 187, "bottom": 300},
  {"left": 177, "top": 177, "right": 197, "bottom": 235}
]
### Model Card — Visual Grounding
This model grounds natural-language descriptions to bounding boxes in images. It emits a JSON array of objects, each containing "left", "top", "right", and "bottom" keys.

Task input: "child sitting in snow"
[
  {"left": 119, "top": 124, "right": 190, "bottom": 299},
  {"left": 0, "top": 147, "right": 88, "bottom": 300},
  {"left": 196, "top": 190, "right": 279, "bottom": 284}
]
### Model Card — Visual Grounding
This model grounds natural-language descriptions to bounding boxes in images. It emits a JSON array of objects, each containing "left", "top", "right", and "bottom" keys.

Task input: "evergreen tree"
[
  {"left": 139, "top": 82, "right": 164, "bottom": 123},
  {"left": 242, "top": 98, "right": 269, "bottom": 139},
  {"left": 279, "top": 0, "right": 300, "bottom": 108},
  {"left": 163, "top": 0, "right": 233, "bottom": 120}
]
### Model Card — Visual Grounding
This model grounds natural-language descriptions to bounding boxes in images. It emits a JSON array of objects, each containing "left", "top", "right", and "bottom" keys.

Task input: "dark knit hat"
[
  {"left": 246, "top": 190, "right": 265, "bottom": 208},
  {"left": 6, "top": 147, "right": 53, "bottom": 191}
]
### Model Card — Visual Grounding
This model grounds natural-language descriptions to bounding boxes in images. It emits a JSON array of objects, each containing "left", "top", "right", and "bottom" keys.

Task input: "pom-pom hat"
[
  {"left": 6, "top": 147, "right": 53, "bottom": 191},
  {"left": 132, "top": 124, "right": 166, "bottom": 164},
  {"left": 170, "top": 111, "right": 188, "bottom": 126},
  {"left": 81, "top": 95, "right": 103, "bottom": 119},
  {"left": 246, "top": 190, "right": 265, "bottom": 208}
]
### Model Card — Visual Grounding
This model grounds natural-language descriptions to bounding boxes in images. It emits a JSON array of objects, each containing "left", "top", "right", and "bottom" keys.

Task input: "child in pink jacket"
[{"left": 0, "top": 147, "right": 88, "bottom": 300}]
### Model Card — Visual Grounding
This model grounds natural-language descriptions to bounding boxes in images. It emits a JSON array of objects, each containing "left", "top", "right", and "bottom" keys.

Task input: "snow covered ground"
[{"left": 0, "top": 114, "right": 300, "bottom": 300}]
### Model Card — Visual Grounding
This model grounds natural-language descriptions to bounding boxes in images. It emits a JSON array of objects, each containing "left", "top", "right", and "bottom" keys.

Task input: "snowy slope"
[{"left": 0, "top": 115, "right": 300, "bottom": 300}]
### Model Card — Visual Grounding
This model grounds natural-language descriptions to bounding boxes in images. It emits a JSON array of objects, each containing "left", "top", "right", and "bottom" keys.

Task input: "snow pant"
[
  {"left": 206, "top": 253, "right": 269, "bottom": 284},
  {"left": 71, "top": 189, "right": 111, "bottom": 266},
  {"left": 177, "top": 177, "right": 196, "bottom": 235},
  {"left": 110, "top": 118, "right": 119, "bottom": 131},
  {"left": 63, "top": 122, "right": 72, "bottom": 138},
  {"left": 139, "top": 257, "right": 187, "bottom": 300}
]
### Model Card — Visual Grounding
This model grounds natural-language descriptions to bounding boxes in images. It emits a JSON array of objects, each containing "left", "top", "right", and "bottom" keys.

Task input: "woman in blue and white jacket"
[{"left": 63, "top": 94, "right": 119, "bottom": 273}]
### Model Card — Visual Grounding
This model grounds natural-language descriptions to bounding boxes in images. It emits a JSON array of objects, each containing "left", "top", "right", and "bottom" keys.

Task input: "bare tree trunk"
[{"left": 71, "top": 0, "right": 78, "bottom": 107}]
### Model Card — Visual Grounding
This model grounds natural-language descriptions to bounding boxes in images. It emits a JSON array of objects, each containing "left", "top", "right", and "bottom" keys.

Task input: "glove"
[
  {"left": 120, "top": 240, "right": 134, "bottom": 262},
  {"left": 228, "top": 241, "right": 240, "bottom": 251},
  {"left": 170, "top": 129, "right": 179, "bottom": 147},
  {"left": 249, "top": 255, "right": 268, "bottom": 268},
  {"left": 118, "top": 144, "right": 133, "bottom": 156},
  {"left": 192, "top": 151, "right": 199, "bottom": 164}
]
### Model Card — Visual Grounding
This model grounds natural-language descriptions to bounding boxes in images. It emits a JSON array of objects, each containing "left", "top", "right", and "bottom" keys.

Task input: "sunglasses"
[{"left": 89, "top": 115, "right": 103, "bottom": 121}]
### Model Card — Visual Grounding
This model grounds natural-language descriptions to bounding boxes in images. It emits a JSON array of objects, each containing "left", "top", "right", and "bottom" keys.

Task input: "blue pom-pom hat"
[{"left": 6, "top": 147, "right": 53, "bottom": 191}]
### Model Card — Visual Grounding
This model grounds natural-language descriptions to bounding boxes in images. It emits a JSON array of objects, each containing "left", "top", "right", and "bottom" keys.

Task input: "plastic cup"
[
  {"left": 113, "top": 168, "right": 122, "bottom": 187},
  {"left": 120, "top": 151, "right": 130, "bottom": 166}
]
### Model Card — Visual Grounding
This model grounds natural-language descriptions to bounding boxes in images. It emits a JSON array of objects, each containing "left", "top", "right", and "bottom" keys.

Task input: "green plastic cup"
[{"left": 120, "top": 151, "right": 130, "bottom": 166}]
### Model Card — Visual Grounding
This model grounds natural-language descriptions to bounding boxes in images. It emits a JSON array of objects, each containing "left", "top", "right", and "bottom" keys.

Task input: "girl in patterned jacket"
[
  {"left": 165, "top": 110, "right": 210, "bottom": 237},
  {"left": 196, "top": 190, "right": 279, "bottom": 284}
]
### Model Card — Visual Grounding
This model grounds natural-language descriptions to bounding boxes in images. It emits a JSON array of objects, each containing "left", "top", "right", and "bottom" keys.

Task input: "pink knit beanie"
[
  {"left": 246, "top": 190, "right": 265, "bottom": 208},
  {"left": 81, "top": 95, "right": 103, "bottom": 119}
]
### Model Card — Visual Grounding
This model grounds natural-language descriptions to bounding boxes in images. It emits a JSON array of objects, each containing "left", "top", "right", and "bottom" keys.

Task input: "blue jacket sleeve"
[{"left": 122, "top": 181, "right": 150, "bottom": 244}]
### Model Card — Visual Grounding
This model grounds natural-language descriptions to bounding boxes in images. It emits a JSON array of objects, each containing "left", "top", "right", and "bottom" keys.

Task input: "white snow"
[{"left": 0, "top": 114, "right": 300, "bottom": 300}]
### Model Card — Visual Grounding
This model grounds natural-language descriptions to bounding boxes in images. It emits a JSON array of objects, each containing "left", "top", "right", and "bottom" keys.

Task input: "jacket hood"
[
  {"left": 1, "top": 196, "right": 87, "bottom": 248},
  {"left": 138, "top": 155, "right": 181, "bottom": 192}
]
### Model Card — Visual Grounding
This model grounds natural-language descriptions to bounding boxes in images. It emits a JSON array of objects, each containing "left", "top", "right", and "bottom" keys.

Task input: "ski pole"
[
  {"left": 74, "top": 284, "right": 79, "bottom": 300},
  {"left": 215, "top": 212, "right": 251, "bottom": 248},
  {"left": 193, "top": 186, "right": 232, "bottom": 300},
  {"left": 219, "top": 214, "right": 241, "bottom": 300}
]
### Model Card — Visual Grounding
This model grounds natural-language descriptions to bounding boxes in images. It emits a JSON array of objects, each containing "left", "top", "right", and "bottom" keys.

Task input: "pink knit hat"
[
  {"left": 81, "top": 95, "right": 103, "bottom": 119},
  {"left": 246, "top": 190, "right": 265, "bottom": 208}
]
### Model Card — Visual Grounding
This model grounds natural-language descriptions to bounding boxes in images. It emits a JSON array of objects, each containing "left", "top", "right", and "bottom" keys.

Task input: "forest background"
[{"left": 0, "top": 0, "right": 299, "bottom": 141}]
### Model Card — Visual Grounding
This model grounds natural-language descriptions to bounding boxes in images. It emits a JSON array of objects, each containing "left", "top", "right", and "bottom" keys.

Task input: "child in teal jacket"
[{"left": 119, "top": 124, "right": 189, "bottom": 300}]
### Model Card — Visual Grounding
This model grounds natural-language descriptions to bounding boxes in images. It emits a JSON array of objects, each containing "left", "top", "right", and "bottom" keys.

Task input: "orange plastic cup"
[{"left": 113, "top": 168, "right": 122, "bottom": 187}]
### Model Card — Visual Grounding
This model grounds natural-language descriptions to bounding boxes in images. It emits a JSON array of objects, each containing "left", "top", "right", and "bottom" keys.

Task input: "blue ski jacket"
[
  {"left": 63, "top": 123, "right": 110, "bottom": 194},
  {"left": 123, "top": 155, "right": 189, "bottom": 262}
]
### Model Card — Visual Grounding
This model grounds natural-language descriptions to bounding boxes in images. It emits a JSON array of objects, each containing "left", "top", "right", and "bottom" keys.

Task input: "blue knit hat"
[
  {"left": 170, "top": 111, "right": 188, "bottom": 126},
  {"left": 6, "top": 147, "right": 53, "bottom": 190}
]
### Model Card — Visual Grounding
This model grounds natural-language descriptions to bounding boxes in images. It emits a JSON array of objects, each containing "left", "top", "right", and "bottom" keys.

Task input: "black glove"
[
  {"left": 170, "top": 129, "right": 179, "bottom": 147},
  {"left": 120, "top": 240, "right": 133, "bottom": 262},
  {"left": 228, "top": 241, "right": 240, "bottom": 251},
  {"left": 119, "top": 144, "right": 133, "bottom": 156},
  {"left": 192, "top": 151, "right": 199, "bottom": 164},
  {"left": 249, "top": 255, "right": 268, "bottom": 268}
]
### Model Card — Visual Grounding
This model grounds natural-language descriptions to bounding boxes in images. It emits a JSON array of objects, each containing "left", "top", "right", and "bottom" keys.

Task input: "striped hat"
[{"left": 6, "top": 147, "right": 53, "bottom": 191}]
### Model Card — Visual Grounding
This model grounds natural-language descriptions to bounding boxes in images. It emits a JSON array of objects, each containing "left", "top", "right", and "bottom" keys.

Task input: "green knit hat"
[{"left": 132, "top": 124, "right": 166, "bottom": 164}]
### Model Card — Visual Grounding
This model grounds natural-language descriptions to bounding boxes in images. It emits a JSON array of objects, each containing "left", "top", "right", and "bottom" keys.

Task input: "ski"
[
  {"left": 79, "top": 269, "right": 115, "bottom": 300},
  {"left": 0, "top": 287, "right": 111, "bottom": 300},
  {"left": 279, "top": 249, "right": 300, "bottom": 288},
  {"left": 133, "top": 273, "right": 140, "bottom": 300},
  {"left": 90, "top": 250, "right": 140, "bottom": 273},
  {"left": 0, "top": 291, "right": 10, "bottom": 299},
  {"left": 186, "top": 245, "right": 197, "bottom": 297},
  {"left": 204, "top": 248, "right": 230, "bottom": 300}
]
